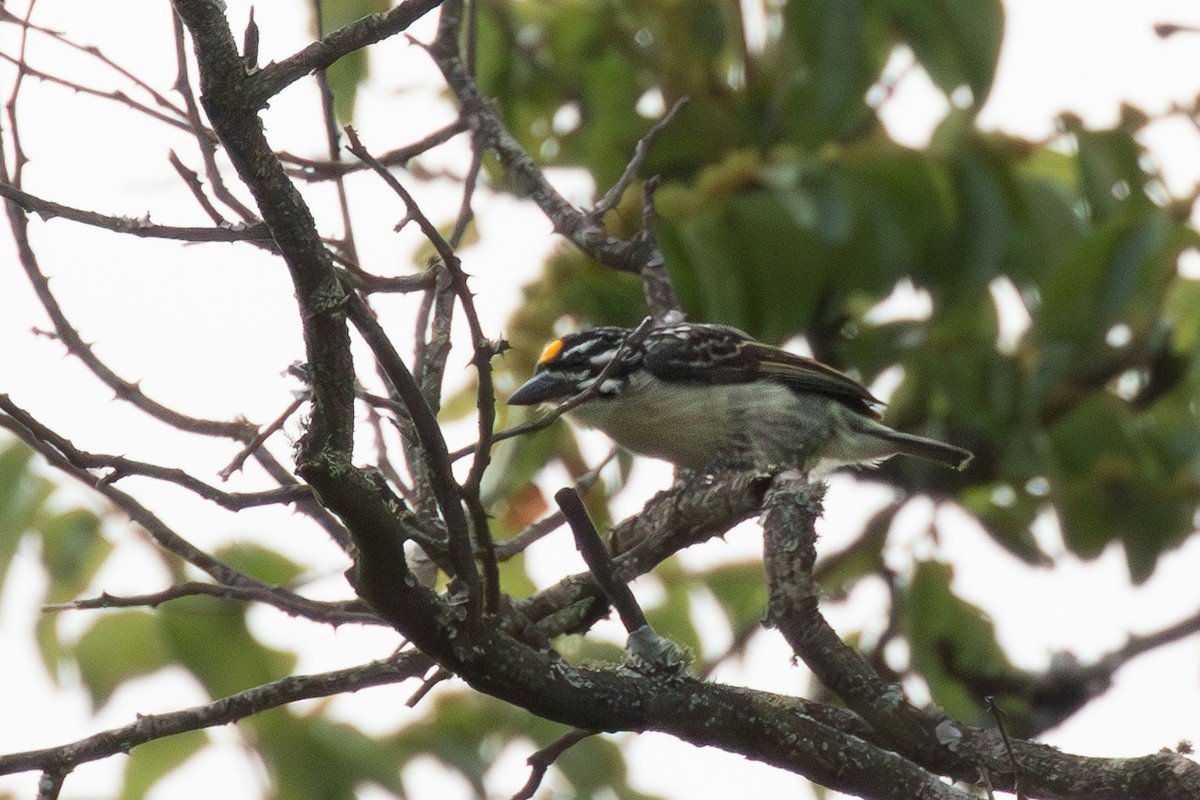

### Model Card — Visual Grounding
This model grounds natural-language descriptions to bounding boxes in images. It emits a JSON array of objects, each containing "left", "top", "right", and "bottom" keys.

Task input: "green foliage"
[
  {"left": 0, "top": 440, "right": 55, "bottom": 593},
  {"left": 8, "top": 0, "right": 1200, "bottom": 797},
  {"left": 493, "top": 0, "right": 1200, "bottom": 587},
  {"left": 74, "top": 611, "right": 173, "bottom": 707},
  {"left": 486, "top": 0, "right": 1200, "bottom": 750},
  {"left": 157, "top": 596, "right": 297, "bottom": 699},
  {"left": 121, "top": 730, "right": 208, "bottom": 800},
  {"left": 315, "top": 0, "right": 391, "bottom": 121},
  {"left": 901, "top": 560, "right": 1015, "bottom": 726}
]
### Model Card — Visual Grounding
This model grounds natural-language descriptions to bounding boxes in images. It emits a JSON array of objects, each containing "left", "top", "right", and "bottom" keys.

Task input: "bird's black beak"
[{"left": 508, "top": 371, "right": 574, "bottom": 405}]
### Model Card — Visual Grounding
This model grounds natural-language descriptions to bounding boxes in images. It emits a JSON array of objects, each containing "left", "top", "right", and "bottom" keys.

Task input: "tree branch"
[
  {"left": 247, "top": 0, "right": 444, "bottom": 107},
  {"left": 758, "top": 471, "right": 1200, "bottom": 799},
  {"left": 0, "top": 653, "right": 432, "bottom": 777}
]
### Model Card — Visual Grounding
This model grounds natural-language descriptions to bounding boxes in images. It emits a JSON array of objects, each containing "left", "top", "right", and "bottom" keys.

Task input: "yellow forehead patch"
[{"left": 538, "top": 338, "right": 564, "bottom": 364}]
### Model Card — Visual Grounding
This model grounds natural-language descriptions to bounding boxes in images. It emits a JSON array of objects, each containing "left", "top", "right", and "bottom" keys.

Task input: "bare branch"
[
  {"left": 590, "top": 96, "right": 689, "bottom": 218},
  {"left": 0, "top": 397, "right": 343, "bottom": 618},
  {"left": 45, "top": 582, "right": 381, "bottom": 627},
  {"left": 0, "top": 653, "right": 432, "bottom": 778},
  {"left": 0, "top": 182, "right": 272, "bottom": 242},
  {"left": 281, "top": 121, "right": 468, "bottom": 182},
  {"left": 345, "top": 125, "right": 502, "bottom": 611},
  {"left": 512, "top": 729, "right": 598, "bottom": 800},
  {"left": 219, "top": 394, "right": 307, "bottom": 481},
  {"left": 248, "top": 0, "right": 444, "bottom": 107}
]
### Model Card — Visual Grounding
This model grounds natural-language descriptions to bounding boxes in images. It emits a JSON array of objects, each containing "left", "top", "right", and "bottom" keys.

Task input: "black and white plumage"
[{"left": 508, "top": 323, "right": 972, "bottom": 472}]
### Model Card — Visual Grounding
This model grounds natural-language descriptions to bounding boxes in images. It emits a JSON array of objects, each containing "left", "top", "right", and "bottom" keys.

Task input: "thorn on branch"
[{"left": 242, "top": 7, "right": 260, "bottom": 71}]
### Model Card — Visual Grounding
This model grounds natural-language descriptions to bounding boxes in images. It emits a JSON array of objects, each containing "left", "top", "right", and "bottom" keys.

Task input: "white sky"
[{"left": 2, "top": 1, "right": 1200, "bottom": 799}]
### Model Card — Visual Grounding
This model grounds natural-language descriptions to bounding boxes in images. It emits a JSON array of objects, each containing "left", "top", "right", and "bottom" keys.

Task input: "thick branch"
[
  {"left": 343, "top": 500, "right": 972, "bottom": 800},
  {"left": 759, "top": 472, "right": 1200, "bottom": 800},
  {"left": 248, "top": 0, "right": 443, "bottom": 107},
  {"left": 172, "top": 0, "right": 356, "bottom": 464}
]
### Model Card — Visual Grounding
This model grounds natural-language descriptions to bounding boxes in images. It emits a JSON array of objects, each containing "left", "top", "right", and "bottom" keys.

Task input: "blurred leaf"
[
  {"left": 814, "top": 503, "right": 897, "bottom": 599},
  {"left": 253, "top": 709, "right": 404, "bottom": 800},
  {"left": 214, "top": 542, "right": 304, "bottom": 586},
  {"left": 314, "top": 0, "right": 390, "bottom": 122},
  {"left": 644, "top": 561, "right": 702, "bottom": 655},
  {"left": 1064, "top": 118, "right": 1150, "bottom": 221},
  {"left": 884, "top": 0, "right": 1005, "bottom": 106},
  {"left": 779, "top": 0, "right": 889, "bottom": 145},
  {"left": 121, "top": 730, "right": 207, "bottom": 800},
  {"left": 0, "top": 440, "right": 52, "bottom": 593},
  {"left": 902, "top": 560, "right": 1014, "bottom": 725},
  {"left": 40, "top": 507, "right": 111, "bottom": 604},
  {"left": 557, "top": 735, "right": 665, "bottom": 800},
  {"left": 960, "top": 485, "right": 1049, "bottom": 566},
  {"left": 1047, "top": 393, "right": 1200, "bottom": 580},
  {"left": 704, "top": 560, "right": 769, "bottom": 633},
  {"left": 74, "top": 611, "right": 172, "bottom": 708},
  {"left": 1038, "top": 208, "right": 1199, "bottom": 350},
  {"left": 157, "top": 595, "right": 296, "bottom": 699}
]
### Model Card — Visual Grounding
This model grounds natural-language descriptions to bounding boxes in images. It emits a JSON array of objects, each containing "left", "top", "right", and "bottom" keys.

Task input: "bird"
[{"left": 507, "top": 322, "right": 972, "bottom": 473}]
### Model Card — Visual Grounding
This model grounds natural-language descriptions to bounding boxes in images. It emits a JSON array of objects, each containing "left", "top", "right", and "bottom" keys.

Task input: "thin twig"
[
  {"left": 343, "top": 294, "right": 481, "bottom": 609},
  {"left": 311, "top": 0, "right": 360, "bottom": 267},
  {"left": 0, "top": 182, "right": 270, "bottom": 242},
  {"left": 44, "top": 582, "right": 382, "bottom": 627},
  {"left": 345, "top": 125, "right": 503, "bottom": 613},
  {"left": 511, "top": 728, "right": 599, "bottom": 800},
  {"left": 555, "top": 487, "right": 647, "bottom": 633},
  {"left": 35, "top": 768, "right": 68, "bottom": 800},
  {"left": 0, "top": 653, "right": 433, "bottom": 778},
  {"left": 0, "top": 398, "right": 337, "bottom": 617},
  {"left": 590, "top": 96, "right": 689, "bottom": 218},
  {"left": 280, "top": 120, "right": 468, "bottom": 181},
  {"left": 405, "top": 667, "right": 452, "bottom": 708},
  {"left": 167, "top": 149, "right": 230, "bottom": 226},
  {"left": 171, "top": 10, "right": 258, "bottom": 222},
  {"left": 494, "top": 450, "right": 615, "bottom": 560},
  {"left": 220, "top": 393, "right": 307, "bottom": 480},
  {"left": 985, "top": 696, "right": 1026, "bottom": 800}
]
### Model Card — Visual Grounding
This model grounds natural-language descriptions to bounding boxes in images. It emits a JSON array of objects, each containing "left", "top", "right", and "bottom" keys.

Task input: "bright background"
[{"left": 2, "top": 1, "right": 1200, "bottom": 798}]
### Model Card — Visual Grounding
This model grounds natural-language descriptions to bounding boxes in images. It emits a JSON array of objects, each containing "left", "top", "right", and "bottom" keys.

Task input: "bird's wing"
[{"left": 643, "top": 325, "right": 881, "bottom": 418}]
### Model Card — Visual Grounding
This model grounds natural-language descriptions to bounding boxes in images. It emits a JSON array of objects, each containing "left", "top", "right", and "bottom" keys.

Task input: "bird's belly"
[{"left": 569, "top": 381, "right": 820, "bottom": 470}]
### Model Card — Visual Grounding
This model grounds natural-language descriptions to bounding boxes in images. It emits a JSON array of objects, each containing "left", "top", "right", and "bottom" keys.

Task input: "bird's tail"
[{"left": 879, "top": 430, "right": 973, "bottom": 471}]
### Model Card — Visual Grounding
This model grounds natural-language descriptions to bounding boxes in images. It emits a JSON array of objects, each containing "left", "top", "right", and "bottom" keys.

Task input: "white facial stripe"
[
  {"left": 588, "top": 350, "right": 616, "bottom": 367},
  {"left": 597, "top": 377, "right": 623, "bottom": 395}
]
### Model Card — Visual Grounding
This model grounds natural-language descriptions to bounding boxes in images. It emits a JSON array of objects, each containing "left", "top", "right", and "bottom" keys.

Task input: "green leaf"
[
  {"left": 814, "top": 504, "right": 896, "bottom": 599},
  {"left": 315, "top": 0, "right": 390, "bottom": 122},
  {"left": 253, "top": 710, "right": 404, "bottom": 800},
  {"left": 1046, "top": 393, "right": 1200, "bottom": 580},
  {"left": 902, "top": 560, "right": 1014, "bottom": 725},
  {"left": 1065, "top": 118, "right": 1150, "bottom": 220},
  {"left": 644, "top": 561, "right": 702, "bottom": 655},
  {"left": 74, "top": 611, "right": 171, "bottom": 708},
  {"left": 0, "top": 439, "right": 53, "bottom": 593},
  {"left": 1038, "top": 208, "right": 1200, "bottom": 349},
  {"left": 779, "top": 0, "right": 889, "bottom": 145},
  {"left": 885, "top": 0, "right": 1005, "bottom": 106},
  {"left": 960, "top": 485, "right": 1049, "bottom": 566},
  {"left": 121, "top": 729, "right": 207, "bottom": 800},
  {"left": 157, "top": 595, "right": 296, "bottom": 699},
  {"left": 40, "top": 507, "right": 112, "bottom": 604},
  {"left": 214, "top": 542, "right": 304, "bottom": 586},
  {"left": 704, "top": 560, "right": 769, "bottom": 633}
]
